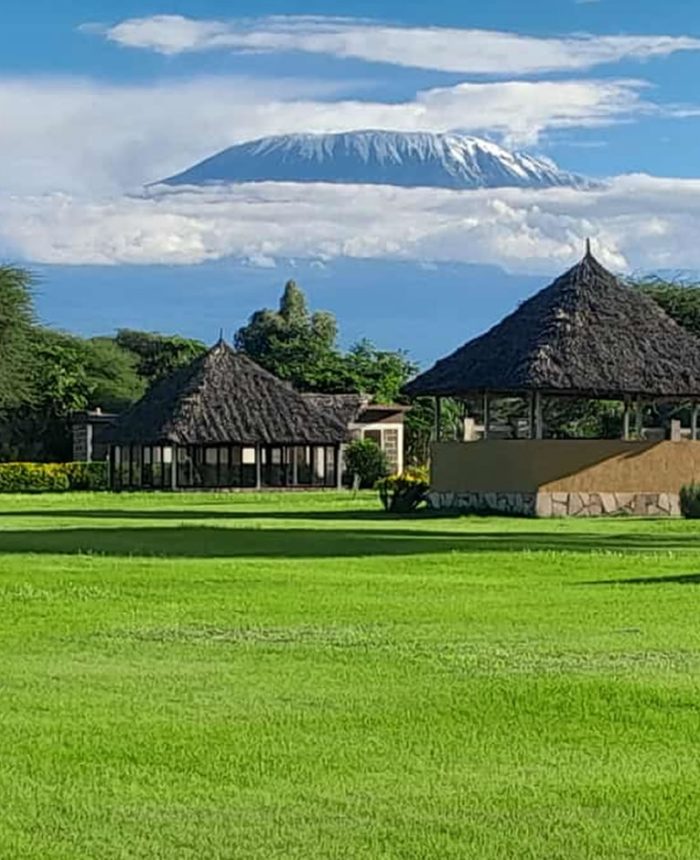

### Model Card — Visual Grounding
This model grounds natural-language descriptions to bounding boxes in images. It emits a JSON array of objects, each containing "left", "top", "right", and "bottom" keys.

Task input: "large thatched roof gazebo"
[
  {"left": 106, "top": 340, "right": 349, "bottom": 490},
  {"left": 403, "top": 245, "right": 700, "bottom": 517}
]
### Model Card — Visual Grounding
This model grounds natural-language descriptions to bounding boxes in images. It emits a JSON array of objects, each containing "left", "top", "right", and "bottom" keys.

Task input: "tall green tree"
[
  {"left": 0, "top": 266, "right": 35, "bottom": 411},
  {"left": 235, "top": 280, "right": 415, "bottom": 399}
]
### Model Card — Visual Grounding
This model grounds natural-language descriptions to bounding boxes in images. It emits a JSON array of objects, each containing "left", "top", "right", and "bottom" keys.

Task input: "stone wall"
[
  {"left": 427, "top": 491, "right": 537, "bottom": 517},
  {"left": 428, "top": 491, "right": 680, "bottom": 517}
]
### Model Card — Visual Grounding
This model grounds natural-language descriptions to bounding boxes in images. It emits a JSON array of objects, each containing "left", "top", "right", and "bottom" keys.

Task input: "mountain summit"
[{"left": 157, "top": 130, "right": 590, "bottom": 191}]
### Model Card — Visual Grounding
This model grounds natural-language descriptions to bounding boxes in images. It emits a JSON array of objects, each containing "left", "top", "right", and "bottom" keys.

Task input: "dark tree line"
[{"left": 0, "top": 267, "right": 207, "bottom": 460}]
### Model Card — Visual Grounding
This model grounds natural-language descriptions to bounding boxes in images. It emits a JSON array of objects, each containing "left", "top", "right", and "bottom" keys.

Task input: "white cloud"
[
  {"left": 97, "top": 14, "right": 700, "bottom": 75},
  {"left": 0, "top": 75, "right": 345, "bottom": 194},
  {"left": 0, "top": 75, "right": 651, "bottom": 194},
  {"left": 3, "top": 177, "right": 700, "bottom": 275}
]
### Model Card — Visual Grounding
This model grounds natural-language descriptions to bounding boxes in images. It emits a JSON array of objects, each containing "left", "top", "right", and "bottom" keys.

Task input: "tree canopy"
[
  {"left": 235, "top": 280, "right": 416, "bottom": 401},
  {"left": 0, "top": 266, "right": 35, "bottom": 411},
  {"left": 631, "top": 276, "right": 700, "bottom": 339},
  {"left": 114, "top": 329, "right": 207, "bottom": 385}
]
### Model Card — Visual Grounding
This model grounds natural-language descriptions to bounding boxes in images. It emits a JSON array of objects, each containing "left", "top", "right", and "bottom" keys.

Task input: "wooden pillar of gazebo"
[
  {"left": 434, "top": 396, "right": 442, "bottom": 442},
  {"left": 529, "top": 391, "right": 543, "bottom": 440},
  {"left": 255, "top": 444, "right": 262, "bottom": 490},
  {"left": 336, "top": 444, "right": 344, "bottom": 490},
  {"left": 623, "top": 397, "right": 631, "bottom": 441},
  {"left": 483, "top": 392, "right": 491, "bottom": 440},
  {"left": 171, "top": 444, "right": 178, "bottom": 491},
  {"left": 635, "top": 402, "right": 644, "bottom": 440},
  {"left": 692, "top": 404, "right": 700, "bottom": 441}
]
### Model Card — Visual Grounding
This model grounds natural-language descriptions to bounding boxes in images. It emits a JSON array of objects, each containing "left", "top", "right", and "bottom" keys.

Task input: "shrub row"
[{"left": 0, "top": 461, "right": 108, "bottom": 493}]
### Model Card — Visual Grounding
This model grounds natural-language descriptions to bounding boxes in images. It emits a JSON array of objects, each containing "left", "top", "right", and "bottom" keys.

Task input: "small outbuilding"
[
  {"left": 404, "top": 246, "right": 700, "bottom": 516},
  {"left": 106, "top": 339, "right": 349, "bottom": 490},
  {"left": 302, "top": 393, "right": 409, "bottom": 475}
]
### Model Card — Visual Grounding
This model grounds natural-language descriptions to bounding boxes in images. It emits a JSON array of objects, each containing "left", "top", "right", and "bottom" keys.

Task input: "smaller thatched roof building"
[
  {"left": 108, "top": 339, "right": 348, "bottom": 447},
  {"left": 404, "top": 249, "right": 700, "bottom": 400},
  {"left": 107, "top": 340, "right": 350, "bottom": 490},
  {"left": 301, "top": 393, "right": 369, "bottom": 426}
]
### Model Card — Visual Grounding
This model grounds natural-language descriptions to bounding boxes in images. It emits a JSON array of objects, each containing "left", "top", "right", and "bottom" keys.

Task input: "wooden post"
[
  {"left": 635, "top": 402, "right": 643, "bottom": 440},
  {"left": 623, "top": 399, "right": 631, "bottom": 440},
  {"left": 528, "top": 392, "right": 535, "bottom": 440},
  {"left": 483, "top": 392, "right": 491, "bottom": 440},
  {"left": 171, "top": 445, "right": 178, "bottom": 491},
  {"left": 336, "top": 444, "right": 344, "bottom": 490},
  {"left": 534, "top": 391, "right": 543, "bottom": 440},
  {"left": 434, "top": 397, "right": 442, "bottom": 442},
  {"left": 292, "top": 447, "right": 299, "bottom": 486},
  {"left": 255, "top": 444, "right": 262, "bottom": 490},
  {"left": 693, "top": 404, "right": 699, "bottom": 441}
]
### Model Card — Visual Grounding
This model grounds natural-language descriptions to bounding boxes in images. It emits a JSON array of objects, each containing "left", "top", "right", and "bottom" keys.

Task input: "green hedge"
[
  {"left": 680, "top": 483, "right": 700, "bottom": 518},
  {"left": 0, "top": 462, "right": 108, "bottom": 493}
]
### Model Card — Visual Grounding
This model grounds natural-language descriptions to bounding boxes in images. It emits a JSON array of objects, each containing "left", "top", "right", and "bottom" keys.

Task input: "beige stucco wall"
[{"left": 431, "top": 440, "right": 700, "bottom": 494}]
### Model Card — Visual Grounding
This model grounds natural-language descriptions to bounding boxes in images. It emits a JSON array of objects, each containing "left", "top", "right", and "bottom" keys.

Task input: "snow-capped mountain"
[{"left": 157, "top": 130, "right": 591, "bottom": 191}]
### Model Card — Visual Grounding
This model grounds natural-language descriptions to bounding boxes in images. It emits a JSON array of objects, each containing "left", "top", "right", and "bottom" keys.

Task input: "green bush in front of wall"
[
  {"left": 680, "top": 483, "right": 700, "bottom": 518},
  {"left": 0, "top": 461, "right": 108, "bottom": 493}
]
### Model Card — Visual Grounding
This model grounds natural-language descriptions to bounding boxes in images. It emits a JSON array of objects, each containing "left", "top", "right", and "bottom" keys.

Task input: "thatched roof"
[
  {"left": 404, "top": 250, "right": 700, "bottom": 399},
  {"left": 302, "top": 393, "right": 369, "bottom": 425},
  {"left": 107, "top": 340, "right": 349, "bottom": 445}
]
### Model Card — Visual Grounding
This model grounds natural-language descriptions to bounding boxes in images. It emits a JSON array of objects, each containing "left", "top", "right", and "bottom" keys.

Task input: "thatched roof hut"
[
  {"left": 404, "top": 249, "right": 700, "bottom": 400},
  {"left": 108, "top": 339, "right": 348, "bottom": 446}
]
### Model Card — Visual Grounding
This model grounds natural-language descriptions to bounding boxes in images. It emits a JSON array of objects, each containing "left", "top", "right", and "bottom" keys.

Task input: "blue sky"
[{"left": 1, "top": 0, "right": 700, "bottom": 363}]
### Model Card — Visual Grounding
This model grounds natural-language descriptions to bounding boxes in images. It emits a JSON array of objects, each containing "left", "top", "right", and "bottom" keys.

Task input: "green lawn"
[{"left": 1, "top": 491, "right": 699, "bottom": 859}]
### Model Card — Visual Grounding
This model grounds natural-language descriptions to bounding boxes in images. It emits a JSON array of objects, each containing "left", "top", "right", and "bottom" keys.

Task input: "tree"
[
  {"left": 404, "top": 397, "right": 463, "bottom": 467},
  {"left": 115, "top": 329, "right": 206, "bottom": 385},
  {"left": 84, "top": 338, "right": 147, "bottom": 412},
  {"left": 0, "top": 329, "right": 94, "bottom": 461},
  {"left": 0, "top": 266, "right": 35, "bottom": 411},
  {"left": 235, "top": 280, "right": 414, "bottom": 398},
  {"left": 342, "top": 341, "right": 416, "bottom": 403},
  {"left": 344, "top": 438, "right": 390, "bottom": 488},
  {"left": 631, "top": 276, "right": 700, "bottom": 338}
]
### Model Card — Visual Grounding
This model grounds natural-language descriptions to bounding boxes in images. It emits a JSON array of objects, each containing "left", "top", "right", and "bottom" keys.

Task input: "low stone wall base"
[{"left": 428, "top": 491, "right": 681, "bottom": 517}]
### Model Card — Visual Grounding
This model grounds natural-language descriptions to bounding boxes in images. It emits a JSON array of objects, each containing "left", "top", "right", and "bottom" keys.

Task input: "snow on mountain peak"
[{"left": 157, "top": 130, "right": 591, "bottom": 191}]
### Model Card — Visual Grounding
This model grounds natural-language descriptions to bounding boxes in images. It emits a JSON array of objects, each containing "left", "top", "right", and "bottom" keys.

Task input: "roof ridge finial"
[
  {"left": 585, "top": 237, "right": 592, "bottom": 257},
  {"left": 216, "top": 327, "right": 225, "bottom": 346}
]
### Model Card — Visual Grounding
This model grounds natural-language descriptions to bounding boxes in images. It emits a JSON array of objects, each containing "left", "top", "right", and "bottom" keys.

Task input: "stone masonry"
[{"left": 428, "top": 491, "right": 681, "bottom": 517}]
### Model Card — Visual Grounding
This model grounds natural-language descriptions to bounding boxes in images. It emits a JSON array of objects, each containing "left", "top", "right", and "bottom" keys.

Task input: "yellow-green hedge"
[{"left": 0, "top": 462, "right": 108, "bottom": 493}]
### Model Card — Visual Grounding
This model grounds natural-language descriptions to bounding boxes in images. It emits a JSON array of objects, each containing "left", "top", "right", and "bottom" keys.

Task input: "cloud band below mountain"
[{"left": 2, "top": 177, "right": 700, "bottom": 275}]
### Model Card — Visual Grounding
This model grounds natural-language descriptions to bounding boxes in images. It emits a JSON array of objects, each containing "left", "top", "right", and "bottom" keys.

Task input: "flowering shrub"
[
  {"left": 0, "top": 461, "right": 108, "bottom": 493},
  {"left": 377, "top": 466, "right": 429, "bottom": 513}
]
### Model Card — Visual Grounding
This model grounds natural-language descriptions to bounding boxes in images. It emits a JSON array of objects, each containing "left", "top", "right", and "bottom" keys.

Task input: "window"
[
  {"left": 242, "top": 447, "right": 256, "bottom": 465},
  {"left": 364, "top": 429, "right": 382, "bottom": 446}
]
